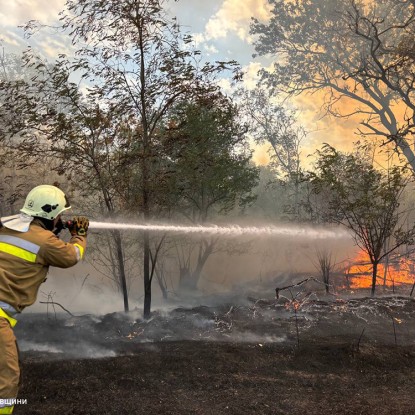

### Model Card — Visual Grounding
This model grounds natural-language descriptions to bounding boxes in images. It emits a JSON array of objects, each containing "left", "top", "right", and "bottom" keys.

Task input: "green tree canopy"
[
  {"left": 160, "top": 91, "right": 259, "bottom": 290},
  {"left": 165, "top": 91, "right": 258, "bottom": 221},
  {"left": 1, "top": 0, "right": 243, "bottom": 316}
]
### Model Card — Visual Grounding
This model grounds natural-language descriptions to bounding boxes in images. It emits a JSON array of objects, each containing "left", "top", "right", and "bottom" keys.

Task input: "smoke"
[
  {"left": 25, "top": 220, "right": 357, "bottom": 316},
  {"left": 18, "top": 339, "right": 117, "bottom": 358},
  {"left": 18, "top": 341, "right": 63, "bottom": 354},
  {"left": 16, "top": 295, "right": 415, "bottom": 361},
  {"left": 28, "top": 262, "right": 138, "bottom": 315},
  {"left": 16, "top": 302, "right": 292, "bottom": 359}
]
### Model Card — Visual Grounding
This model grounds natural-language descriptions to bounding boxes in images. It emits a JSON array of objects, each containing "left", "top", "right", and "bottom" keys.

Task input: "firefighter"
[{"left": 0, "top": 185, "right": 88, "bottom": 414}]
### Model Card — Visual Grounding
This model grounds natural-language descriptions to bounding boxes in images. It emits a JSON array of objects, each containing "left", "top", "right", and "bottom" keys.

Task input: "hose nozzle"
[
  {"left": 53, "top": 219, "right": 74, "bottom": 235},
  {"left": 62, "top": 220, "right": 73, "bottom": 229}
]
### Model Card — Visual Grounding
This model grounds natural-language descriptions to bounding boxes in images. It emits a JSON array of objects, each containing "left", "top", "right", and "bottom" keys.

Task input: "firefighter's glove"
[{"left": 68, "top": 216, "right": 89, "bottom": 237}]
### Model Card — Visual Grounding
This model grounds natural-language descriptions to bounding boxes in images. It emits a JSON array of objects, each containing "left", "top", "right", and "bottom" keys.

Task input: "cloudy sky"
[{"left": 1, "top": 0, "right": 357, "bottom": 165}]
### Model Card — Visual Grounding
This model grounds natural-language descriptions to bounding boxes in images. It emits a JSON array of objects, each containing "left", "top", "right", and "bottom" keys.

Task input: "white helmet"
[{"left": 20, "top": 185, "right": 71, "bottom": 220}]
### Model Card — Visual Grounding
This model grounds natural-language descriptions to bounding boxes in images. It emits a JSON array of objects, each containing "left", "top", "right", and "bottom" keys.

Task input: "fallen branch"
[
  {"left": 275, "top": 277, "right": 323, "bottom": 299},
  {"left": 40, "top": 301, "right": 74, "bottom": 317}
]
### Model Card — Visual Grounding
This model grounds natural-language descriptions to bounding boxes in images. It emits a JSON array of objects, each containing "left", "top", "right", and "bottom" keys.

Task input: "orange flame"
[{"left": 347, "top": 250, "right": 415, "bottom": 289}]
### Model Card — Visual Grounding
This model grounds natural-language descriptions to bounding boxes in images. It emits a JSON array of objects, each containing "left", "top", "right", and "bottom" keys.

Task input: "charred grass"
[
  {"left": 14, "top": 296, "right": 415, "bottom": 414},
  {"left": 16, "top": 341, "right": 415, "bottom": 414}
]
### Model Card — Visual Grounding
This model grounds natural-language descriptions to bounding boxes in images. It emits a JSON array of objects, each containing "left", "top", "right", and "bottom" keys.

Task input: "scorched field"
[{"left": 12, "top": 286, "right": 415, "bottom": 415}]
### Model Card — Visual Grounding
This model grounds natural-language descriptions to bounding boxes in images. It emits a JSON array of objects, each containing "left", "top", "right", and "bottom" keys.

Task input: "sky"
[{"left": 1, "top": 0, "right": 359, "bottom": 166}]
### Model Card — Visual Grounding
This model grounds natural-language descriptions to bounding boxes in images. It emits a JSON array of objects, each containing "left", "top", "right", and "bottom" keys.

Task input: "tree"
[
  {"left": 309, "top": 143, "right": 415, "bottom": 296},
  {"left": 162, "top": 91, "right": 259, "bottom": 291},
  {"left": 0, "top": 49, "right": 37, "bottom": 214},
  {"left": 0, "top": 55, "right": 136, "bottom": 311},
  {"left": 251, "top": 0, "right": 415, "bottom": 172},
  {"left": 4, "top": 0, "right": 241, "bottom": 317},
  {"left": 59, "top": 0, "right": 241, "bottom": 318},
  {"left": 313, "top": 248, "right": 336, "bottom": 294},
  {"left": 238, "top": 87, "right": 306, "bottom": 219}
]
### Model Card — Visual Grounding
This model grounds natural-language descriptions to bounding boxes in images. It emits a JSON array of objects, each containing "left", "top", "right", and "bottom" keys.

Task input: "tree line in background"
[
  {"left": 251, "top": 0, "right": 415, "bottom": 297},
  {"left": 1, "top": 0, "right": 415, "bottom": 315}
]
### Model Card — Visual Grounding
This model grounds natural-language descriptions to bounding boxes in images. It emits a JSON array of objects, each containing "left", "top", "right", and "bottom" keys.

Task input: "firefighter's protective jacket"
[{"left": 0, "top": 218, "right": 86, "bottom": 313}]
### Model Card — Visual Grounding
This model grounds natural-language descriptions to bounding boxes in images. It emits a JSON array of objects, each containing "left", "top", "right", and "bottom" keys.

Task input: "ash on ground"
[
  {"left": 15, "top": 293, "right": 415, "bottom": 359},
  {"left": 14, "top": 287, "right": 415, "bottom": 415}
]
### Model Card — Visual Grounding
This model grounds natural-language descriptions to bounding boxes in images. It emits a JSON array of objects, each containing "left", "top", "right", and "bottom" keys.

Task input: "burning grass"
[{"left": 346, "top": 250, "right": 415, "bottom": 290}]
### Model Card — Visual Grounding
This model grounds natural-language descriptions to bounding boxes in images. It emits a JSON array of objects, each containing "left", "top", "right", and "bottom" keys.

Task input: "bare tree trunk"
[
  {"left": 371, "top": 261, "right": 378, "bottom": 297},
  {"left": 315, "top": 249, "right": 333, "bottom": 294},
  {"left": 156, "top": 270, "right": 168, "bottom": 300},
  {"left": 383, "top": 254, "right": 390, "bottom": 291},
  {"left": 179, "top": 240, "right": 214, "bottom": 291},
  {"left": 383, "top": 238, "right": 390, "bottom": 291},
  {"left": 143, "top": 231, "right": 151, "bottom": 318},
  {"left": 142, "top": 153, "right": 151, "bottom": 318},
  {"left": 113, "top": 230, "right": 129, "bottom": 312},
  {"left": 324, "top": 272, "right": 330, "bottom": 294}
]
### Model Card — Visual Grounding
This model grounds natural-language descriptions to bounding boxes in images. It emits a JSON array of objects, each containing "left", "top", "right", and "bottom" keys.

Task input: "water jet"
[{"left": 88, "top": 221, "right": 350, "bottom": 240}]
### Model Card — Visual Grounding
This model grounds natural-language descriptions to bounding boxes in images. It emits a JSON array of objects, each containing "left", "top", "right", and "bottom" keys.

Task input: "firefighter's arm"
[{"left": 38, "top": 233, "right": 87, "bottom": 268}]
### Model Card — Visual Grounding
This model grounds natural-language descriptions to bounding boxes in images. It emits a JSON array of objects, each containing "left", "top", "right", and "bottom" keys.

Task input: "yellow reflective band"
[
  {"left": 73, "top": 243, "right": 84, "bottom": 259},
  {"left": 0, "top": 242, "right": 37, "bottom": 263},
  {"left": 0, "top": 236, "right": 40, "bottom": 254},
  {"left": 0, "top": 405, "right": 14, "bottom": 414},
  {"left": 0, "top": 308, "right": 17, "bottom": 328}
]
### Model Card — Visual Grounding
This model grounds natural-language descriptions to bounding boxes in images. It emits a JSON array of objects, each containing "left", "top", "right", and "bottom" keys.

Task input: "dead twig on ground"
[
  {"left": 275, "top": 277, "right": 327, "bottom": 299},
  {"left": 40, "top": 301, "right": 74, "bottom": 317},
  {"left": 385, "top": 307, "right": 399, "bottom": 346},
  {"left": 288, "top": 289, "right": 301, "bottom": 349},
  {"left": 391, "top": 315, "right": 398, "bottom": 347}
]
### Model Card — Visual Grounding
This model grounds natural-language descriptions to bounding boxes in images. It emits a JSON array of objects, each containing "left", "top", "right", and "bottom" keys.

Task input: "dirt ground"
[{"left": 11, "top": 289, "right": 415, "bottom": 414}]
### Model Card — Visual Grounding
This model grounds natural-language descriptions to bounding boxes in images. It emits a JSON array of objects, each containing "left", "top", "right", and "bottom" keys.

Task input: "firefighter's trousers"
[{"left": 0, "top": 317, "right": 19, "bottom": 414}]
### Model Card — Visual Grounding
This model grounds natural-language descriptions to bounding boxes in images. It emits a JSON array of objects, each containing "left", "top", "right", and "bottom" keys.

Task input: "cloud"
[
  {"left": 0, "top": 0, "right": 66, "bottom": 27},
  {"left": 206, "top": 15, "right": 229, "bottom": 39},
  {"left": 192, "top": 32, "right": 206, "bottom": 47},
  {"left": 242, "top": 61, "right": 265, "bottom": 89},
  {"left": 217, "top": 77, "right": 233, "bottom": 93},
  {"left": 0, "top": 30, "right": 25, "bottom": 48},
  {"left": 1, "top": 0, "right": 68, "bottom": 56},
  {"left": 38, "top": 34, "right": 76, "bottom": 58},
  {"left": 204, "top": 43, "right": 219, "bottom": 55},
  {"left": 204, "top": 0, "right": 271, "bottom": 42}
]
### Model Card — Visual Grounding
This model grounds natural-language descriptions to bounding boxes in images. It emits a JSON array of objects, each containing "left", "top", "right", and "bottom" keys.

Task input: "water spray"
[{"left": 81, "top": 220, "right": 351, "bottom": 240}]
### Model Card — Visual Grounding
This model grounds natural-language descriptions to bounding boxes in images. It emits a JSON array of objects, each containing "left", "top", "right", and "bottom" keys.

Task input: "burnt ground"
[{"left": 11, "top": 289, "right": 415, "bottom": 415}]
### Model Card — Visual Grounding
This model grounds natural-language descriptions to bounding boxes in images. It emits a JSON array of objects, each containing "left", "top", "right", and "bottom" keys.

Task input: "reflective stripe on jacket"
[
  {"left": 0, "top": 404, "right": 14, "bottom": 414},
  {"left": 0, "top": 219, "right": 87, "bottom": 312},
  {"left": 0, "top": 308, "right": 17, "bottom": 327}
]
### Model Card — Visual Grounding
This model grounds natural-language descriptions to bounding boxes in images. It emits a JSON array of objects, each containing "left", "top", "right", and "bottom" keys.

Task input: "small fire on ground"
[{"left": 347, "top": 250, "right": 415, "bottom": 289}]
